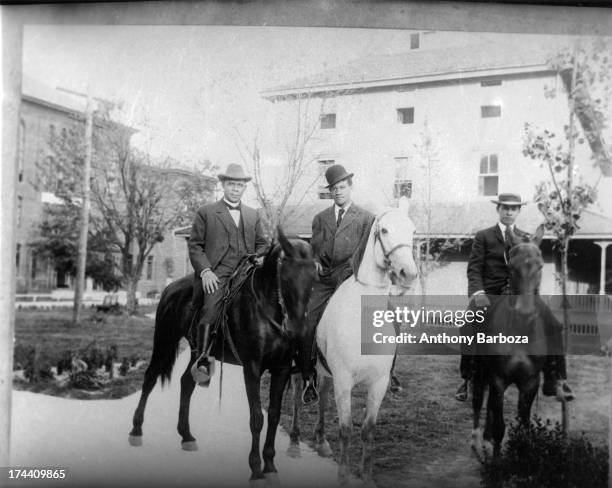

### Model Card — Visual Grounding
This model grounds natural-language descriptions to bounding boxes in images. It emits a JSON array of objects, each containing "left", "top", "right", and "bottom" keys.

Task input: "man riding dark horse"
[
  {"left": 455, "top": 192, "right": 575, "bottom": 403},
  {"left": 188, "top": 163, "right": 268, "bottom": 386}
]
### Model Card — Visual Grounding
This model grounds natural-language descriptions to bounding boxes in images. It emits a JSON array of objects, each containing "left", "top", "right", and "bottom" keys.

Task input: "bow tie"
[{"left": 224, "top": 200, "right": 241, "bottom": 211}]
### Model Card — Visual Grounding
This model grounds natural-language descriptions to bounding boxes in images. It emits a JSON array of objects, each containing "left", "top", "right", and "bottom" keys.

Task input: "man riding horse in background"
[
  {"left": 300, "top": 164, "right": 376, "bottom": 404},
  {"left": 455, "top": 192, "right": 575, "bottom": 403},
  {"left": 188, "top": 163, "right": 268, "bottom": 386}
]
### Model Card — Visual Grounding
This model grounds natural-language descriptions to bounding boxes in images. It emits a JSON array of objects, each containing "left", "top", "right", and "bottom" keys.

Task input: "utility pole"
[{"left": 57, "top": 87, "right": 94, "bottom": 325}]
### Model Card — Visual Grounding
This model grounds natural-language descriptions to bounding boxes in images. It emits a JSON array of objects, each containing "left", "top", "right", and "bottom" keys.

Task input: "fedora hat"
[
  {"left": 218, "top": 164, "right": 252, "bottom": 182},
  {"left": 491, "top": 193, "right": 528, "bottom": 206},
  {"left": 325, "top": 164, "right": 354, "bottom": 189}
]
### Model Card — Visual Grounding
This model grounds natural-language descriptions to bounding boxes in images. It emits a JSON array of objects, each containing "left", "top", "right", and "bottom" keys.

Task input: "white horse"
[{"left": 288, "top": 205, "right": 419, "bottom": 486}]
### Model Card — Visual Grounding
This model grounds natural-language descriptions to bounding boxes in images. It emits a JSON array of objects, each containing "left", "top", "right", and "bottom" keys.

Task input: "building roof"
[
  {"left": 275, "top": 201, "right": 612, "bottom": 239},
  {"left": 262, "top": 43, "right": 554, "bottom": 99}
]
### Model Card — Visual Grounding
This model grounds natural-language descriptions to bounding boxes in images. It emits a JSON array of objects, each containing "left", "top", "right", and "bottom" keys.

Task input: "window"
[
  {"left": 320, "top": 113, "right": 336, "bottom": 129},
  {"left": 31, "top": 254, "right": 37, "bottom": 280},
  {"left": 18, "top": 119, "right": 25, "bottom": 183},
  {"left": 146, "top": 255, "right": 154, "bottom": 280},
  {"left": 17, "top": 196, "right": 23, "bottom": 227},
  {"left": 481, "top": 105, "right": 502, "bottom": 118},
  {"left": 393, "top": 157, "right": 412, "bottom": 200},
  {"left": 317, "top": 160, "right": 335, "bottom": 199},
  {"left": 481, "top": 79, "right": 502, "bottom": 87},
  {"left": 16, "top": 243, "right": 20, "bottom": 271},
  {"left": 410, "top": 33, "right": 420, "bottom": 49},
  {"left": 397, "top": 107, "right": 414, "bottom": 125},
  {"left": 479, "top": 154, "right": 499, "bottom": 196}
]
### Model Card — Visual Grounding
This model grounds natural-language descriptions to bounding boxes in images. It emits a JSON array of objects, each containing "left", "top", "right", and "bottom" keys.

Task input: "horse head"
[
  {"left": 508, "top": 225, "right": 545, "bottom": 313},
  {"left": 274, "top": 226, "right": 316, "bottom": 338},
  {"left": 372, "top": 206, "right": 419, "bottom": 290}
]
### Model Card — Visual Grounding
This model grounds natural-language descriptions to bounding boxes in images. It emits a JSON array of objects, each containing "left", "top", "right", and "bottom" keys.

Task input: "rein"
[{"left": 250, "top": 254, "right": 289, "bottom": 336}]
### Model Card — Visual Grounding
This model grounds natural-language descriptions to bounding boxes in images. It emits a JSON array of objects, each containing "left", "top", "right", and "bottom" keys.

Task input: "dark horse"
[
  {"left": 128, "top": 229, "right": 316, "bottom": 485},
  {"left": 471, "top": 225, "right": 565, "bottom": 458}
]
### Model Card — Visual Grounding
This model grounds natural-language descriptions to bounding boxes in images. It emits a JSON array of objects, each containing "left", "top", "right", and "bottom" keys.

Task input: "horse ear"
[
  {"left": 533, "top": 224, "right": 545, "bottom": 246},
  {"left": 277, "top": 225, "right": 295, "bottom": 258}
]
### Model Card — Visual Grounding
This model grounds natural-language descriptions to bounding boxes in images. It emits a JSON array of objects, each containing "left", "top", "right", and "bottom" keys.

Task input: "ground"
[{"left": 12, "top": 308, "right": 610, "bottom": 487}]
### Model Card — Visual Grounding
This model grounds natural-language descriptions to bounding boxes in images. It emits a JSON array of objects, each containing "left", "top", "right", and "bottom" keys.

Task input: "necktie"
[
  {"left": 336, "top": 208, "right": 344, "bottom": 228},
  {"left": 224, "top": 200, "right": 240, "bottom": 211},
  {"left": 504, "top": 225, "right": 512, "bottom": 260}
]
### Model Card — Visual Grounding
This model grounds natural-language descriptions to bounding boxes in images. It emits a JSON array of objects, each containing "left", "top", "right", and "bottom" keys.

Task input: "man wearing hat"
[
  {"left": 455, "top": 193, "right": 574, "bottom": 402},
  {"left": 188, "top": 163, "right": 268, "bottom": 386},
  {"left": 299, "top": 164, "right": 375, "bottom": 404}
]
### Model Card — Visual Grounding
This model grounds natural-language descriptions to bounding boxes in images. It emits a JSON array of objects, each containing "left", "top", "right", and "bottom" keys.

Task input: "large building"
[
  {"left": 261, "top": 37, "right": 612, "bottom": 296},
  {"left": 16, "top": 77, "right": 216, "bottom": 296}
]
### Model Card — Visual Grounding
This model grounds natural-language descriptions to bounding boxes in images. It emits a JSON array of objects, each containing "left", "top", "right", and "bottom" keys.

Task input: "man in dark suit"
[
  {"left": 300, "top": 164, "right": 375, "bottom": 404},
  {"left": 455, "top": 193, "right": 574, "bottom": 402},
  {"left": 188, "top": 163, "right": 268, "bottom": 386}
]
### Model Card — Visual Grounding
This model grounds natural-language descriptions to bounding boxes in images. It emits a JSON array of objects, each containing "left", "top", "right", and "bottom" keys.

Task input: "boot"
[
  {"left": 191, "top": 321, "right": 215, "bottom": 387},
  {"left": 390, "top": 373, "right": 403, "bottom": 393},
  {"left": 542, "top": 356, "right": 574, "bottom": 402}
]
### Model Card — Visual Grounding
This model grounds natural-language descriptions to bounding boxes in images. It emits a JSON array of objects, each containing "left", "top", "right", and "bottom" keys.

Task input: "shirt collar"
[
  {"left": 335, "top": 202, "right": 351, "bottom": 218},
  {"left": 223, "top": 198, "right": 241, "bottom": 210}
]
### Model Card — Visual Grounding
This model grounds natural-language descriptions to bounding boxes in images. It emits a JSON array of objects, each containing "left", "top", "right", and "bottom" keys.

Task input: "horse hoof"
[
  {"left": 286, "top": 443, "right": 302, "bottom": 458},
  {"left": 264, "top": 472, "right": 280, "bottom": 486},
  {"left": 181, "top": 440, "right": 199, "bottom": 451},
  {"left": 249, "top": 478, "right": 267, "bottom": 488},
  {"left": 128, "top": 435, "right": 142, "bottom": 447},
  {"left": 315, "top": 439, "right": 333, "bottom": 458}
]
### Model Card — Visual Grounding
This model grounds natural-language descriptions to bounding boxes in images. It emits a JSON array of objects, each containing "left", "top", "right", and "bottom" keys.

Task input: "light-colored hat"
[
  {"left": 218, "top": 164, "right": 252, "bottom": 182},
  {"left": 491, "top": 193, "right": 528, "bottom": 206}
]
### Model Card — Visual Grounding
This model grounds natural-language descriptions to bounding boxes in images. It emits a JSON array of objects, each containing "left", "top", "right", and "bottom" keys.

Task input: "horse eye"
[{"left": 380, "top": 228, "right": 388, "bottom": 234}]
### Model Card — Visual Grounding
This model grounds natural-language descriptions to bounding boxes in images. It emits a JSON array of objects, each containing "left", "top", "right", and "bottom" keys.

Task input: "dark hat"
[
  {"left": 218, "top": 164, "right": 252, "bottom": 182},
  {"left": 325, "top": 164, "right": 354, "bottom": 189},
  {"left": 491, "top": 193, "right": 528, "bottom": 206}
]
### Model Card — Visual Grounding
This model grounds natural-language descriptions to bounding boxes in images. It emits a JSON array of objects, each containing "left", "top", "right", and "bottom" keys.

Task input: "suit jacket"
[
  {"left": 467, "top": 224, "right": 527, "bottom": 297},
  {"left": 311, "top": 204, "right": 374, "bottom": 273},
  {"left": 188, "top": 200, "right": 268, "bottom": 277}
]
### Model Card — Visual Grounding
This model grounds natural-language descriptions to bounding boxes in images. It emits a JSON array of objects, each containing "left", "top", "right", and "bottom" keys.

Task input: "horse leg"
[
  {"left": 470, "top": 365, "right": 486, "bottom": 460},
  {"left": 243, "top": 365, "right": 266, "bottom": 486},
  {"left": 360, "top": 375, "right": 388, "bottom": 487},
  {"left": 517, "top": 375, "right": 539, "bottom": 427},
  {"left": 313, "top": 375, "right": 333, "bottom": 457},
  {"left": 286, "top": 374, "right": 302, "bottom": 458},
  {"left": 486, "top": 379, "right": 506, "bottom": 458},
  {"left": 178, "top": 353, "right": 198, "bottom": 451},
  {"left": 262, "top": 367, "right": 291, "bottom": 486},
  {"left": 128, "top": 363, "right": 159, "bottom": 446},
  {"left": 334, "top": 375, "right": 353, "bottom": 486}
]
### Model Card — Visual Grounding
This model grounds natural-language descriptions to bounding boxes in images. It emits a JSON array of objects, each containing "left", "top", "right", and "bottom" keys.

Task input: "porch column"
[{"left": 594, "top": 241, "right": 611, "bottom": 296}]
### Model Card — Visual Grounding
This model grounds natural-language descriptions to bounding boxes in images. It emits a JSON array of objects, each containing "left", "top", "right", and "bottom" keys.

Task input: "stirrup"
[
  {"left": 191, "top": 354, "right": 215, "bottom": 387},
  {"left": 302, "top": 379, "right": 319, "bottom": 407},
  {"left": 556, "top": 381, "right": 574, "bottom": 403}
]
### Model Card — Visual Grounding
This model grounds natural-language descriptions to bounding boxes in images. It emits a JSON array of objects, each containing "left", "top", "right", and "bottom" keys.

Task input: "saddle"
[{"left": 191, "top": 255, "right": 259, "bottom": 364}]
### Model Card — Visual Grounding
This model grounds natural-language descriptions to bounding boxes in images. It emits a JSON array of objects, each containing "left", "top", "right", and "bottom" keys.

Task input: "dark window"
[
  {"left": 479, "top": 154, "right": 499, "bottom": 196},
  {"left": 16, "top": 243, "right": 20, "bottom": 271},
  {"left": 410, "top": 33, "right": 420, "bottom": 49},
  {"left": 481, "top": 79, "right": 502, "bottom": 87},
  {"left": 481, "top": 105, "right": 502, "bottom": 118},
  {"left": 320, "top": 113, "right": 336, "bottom": 129},
  {"left": 146, "top": 255, "right": 154, "bottom": 280},
  {"left": 397, "top": 108, "right": 414, "bottom": 125},
  {"left": 394, "top": 180, "right": 413, "bottom": 199},
  {"left": 31, "top": 254, "right": 37, "bottom": 280},
  {"left": 318, "top": 160, "right": 335, "bottom": 199}
]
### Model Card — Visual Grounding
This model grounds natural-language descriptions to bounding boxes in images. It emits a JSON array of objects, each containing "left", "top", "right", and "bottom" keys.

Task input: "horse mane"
[{"left": 351, "top": 217, "right": 375, "bottom": 277}]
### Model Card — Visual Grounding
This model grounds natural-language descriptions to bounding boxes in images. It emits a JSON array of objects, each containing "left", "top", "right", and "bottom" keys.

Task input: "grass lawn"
[
  {"left": 13, "top": 306, "right": 157, "bottom": 399},
  {"left": 266, "top": 354, "right": 610, "bottom": 487}
]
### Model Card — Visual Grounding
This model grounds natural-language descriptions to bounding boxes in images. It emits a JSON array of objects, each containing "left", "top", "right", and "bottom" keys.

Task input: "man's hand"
[
  {"left": 473, "top": 293, "right": 491, "bottom": 308},
  {"left": 255, "top": 256, "right": 264, "bottom": 266},
  {"left": 314, "top": 261, "right": 323, "bottom": 275},
  {"left": 201, "top": 270, "right": 220, "bottom": 294}
]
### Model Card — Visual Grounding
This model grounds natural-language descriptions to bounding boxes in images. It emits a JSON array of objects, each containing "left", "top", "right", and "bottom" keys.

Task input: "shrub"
[{"left": 481, "top": 416, "right": 608, "bottom": 488}]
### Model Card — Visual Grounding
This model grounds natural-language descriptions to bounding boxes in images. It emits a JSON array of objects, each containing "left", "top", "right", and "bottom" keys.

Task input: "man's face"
[
  {"left": 330, "top": 179, "right": 352, "bottom": 207},
  {"left": 222, "top": 180, "right": 247, "bottom": 203},
  {"left": 497, "top": 204, "right": 521, "bottom": 226}
]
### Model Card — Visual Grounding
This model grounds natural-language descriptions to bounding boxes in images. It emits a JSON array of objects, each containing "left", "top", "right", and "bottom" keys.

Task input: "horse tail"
[{"left": 148, "top": 276, "right": 191, "bottom": 386}]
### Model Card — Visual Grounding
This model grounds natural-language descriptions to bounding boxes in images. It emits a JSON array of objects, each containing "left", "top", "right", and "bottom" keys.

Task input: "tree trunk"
[{"left": 126, "top": 276, "right": 138, "bottom": 315}]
